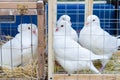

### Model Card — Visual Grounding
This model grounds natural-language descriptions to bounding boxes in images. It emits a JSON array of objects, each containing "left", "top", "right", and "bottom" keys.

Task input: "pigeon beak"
[
  {"left": 33, "top": 30, "right": 36, "bottom": 35},
  {"left": 56, "top": 27, "right": 59, "bottom": 32},
  {"left": 85, "top": 22, "right": 89, "bottom": 26}
]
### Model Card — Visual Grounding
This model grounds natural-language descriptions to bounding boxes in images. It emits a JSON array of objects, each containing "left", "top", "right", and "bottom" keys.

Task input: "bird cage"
[
  {"left": 48, "top": 0, "right": 120, "bottom": 80},
  {"left": 0, "top": 0, "right": 46, "bottom": 79}
]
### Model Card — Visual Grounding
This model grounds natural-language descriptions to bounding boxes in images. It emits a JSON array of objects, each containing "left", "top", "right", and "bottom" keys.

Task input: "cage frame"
[
  {"left": 0, "top": 1, "right": 45, "bottom": 80},
  {"left": 48, "top": 0, "right": 120, "bottom": 80}
]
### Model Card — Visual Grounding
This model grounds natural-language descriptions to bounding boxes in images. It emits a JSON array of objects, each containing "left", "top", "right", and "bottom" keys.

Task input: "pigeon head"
[
  {"left": 86, "top": 15, "right": 100, "bottom": 27},
  {"left": 18, "top": 23, "right": 38, "bottom": 35},
  {"left": 59, "top": 15, "right": 71, "bottom": 22},
  {"left": 56, "top": 20, "right": 71, "bottom": 33},
  {"left": 18, "top": 23, "right": 27, "bottom": 33},
  {"left": 57, "top": 15, "right": 71, "bottom": 26}
]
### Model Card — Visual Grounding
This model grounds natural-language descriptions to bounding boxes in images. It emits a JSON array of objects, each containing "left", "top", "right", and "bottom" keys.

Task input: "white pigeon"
[
  {"left": 53, "top": 20, "right": 108, "bottom": 74},
  {"left": 57, "top": 15, "right": 78, "bottom": 42},
  {"left": 0, "top": 23, "right": 38, "bottom": 68},
  {"left": 79, "top": 15, "right": 120, "bottom": 71}
]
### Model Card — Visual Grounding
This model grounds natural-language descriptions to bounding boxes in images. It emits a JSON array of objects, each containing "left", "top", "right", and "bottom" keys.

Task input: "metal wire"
[{"left": 54, "top": 0, "right": 120, "bottom": 76}]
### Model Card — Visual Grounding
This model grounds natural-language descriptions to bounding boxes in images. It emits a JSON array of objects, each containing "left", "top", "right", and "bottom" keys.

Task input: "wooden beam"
[
  {"left": 48, "top": 0, "right": 57, "bottom": 80},
  {"left": 84, "top": 0, "right": 93, "bottom": 23},
  {"left": 0, "top": 0, "right": 35, "bottom": 1},
  {"left": 54, "top": 74, "right": 120, "bottom": 80},
  {"left": 0, "top": 10, "right": 37, "bottom": 15},
  {"left": 37, "top": 1, "right": 45, "bottom": 80},
  {"left": 0, "top": 2, "right": 37, "bottom": 9},
  {"left": 0, "top": 78, "right": 37, "bottom": 80},
  {"left": 0, "top": 2, "right": 41, "bottom": 15}
]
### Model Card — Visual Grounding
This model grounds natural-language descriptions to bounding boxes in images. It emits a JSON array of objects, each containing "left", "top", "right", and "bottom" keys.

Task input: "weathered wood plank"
[
  {"left": 48, "top": 0, "right": 57, "bottom": 80},
  {"left": 0, "top": 78, "right": 37, "bottom": 80},
  {"left": 54, "top": 74, "right": 120, "bottom": 80},
  {"left": 0, "top": 0, "right": 35, "bottom": 2},
  {"left": 0, "top": 2, "right": 44, "bottom": 15},
  {"left": 0, "top": 2, "right": 37, "bottom": 9},
  {"left": 37, "top": 1, "right": 45, "bottom": 79}
]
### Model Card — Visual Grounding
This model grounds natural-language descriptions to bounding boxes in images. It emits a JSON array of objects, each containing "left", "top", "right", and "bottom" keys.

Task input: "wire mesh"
[
  {"left": 52, "top": 0, "right": 120, "bottom": 76},
  {"left": 0, "top": 2, "right": 46, "bottom": 79}
]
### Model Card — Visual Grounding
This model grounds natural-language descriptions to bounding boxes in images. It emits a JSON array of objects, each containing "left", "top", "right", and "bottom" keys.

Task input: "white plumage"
[
  {"left": 0, "top": 23, "right": 38, "bottom": 68},
  {"left": 57, "top": 15, "right": 71, "bottom": 25},
  {"left": 54, "top": 20, "right": 107, "bottom": 74},
  {"left": 57, "top": 15, "right": 78, "bottom": 42},
  {"left": 79, "top": 15, "right": 120, "bottom": 71}
]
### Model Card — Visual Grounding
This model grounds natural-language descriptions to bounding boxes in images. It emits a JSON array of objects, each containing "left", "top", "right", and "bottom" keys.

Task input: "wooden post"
[
  {"left": 37, "top": 1, "right": 45, "bottom": 79},
  {"left": 48, "top": 0, "right": 57, "bottom": 80},
  {"left": 84, "top": 0, "right": 93, "bottom": 23},
  {"left": 0, "top": 2, "right": 37, "bottom": 9}
]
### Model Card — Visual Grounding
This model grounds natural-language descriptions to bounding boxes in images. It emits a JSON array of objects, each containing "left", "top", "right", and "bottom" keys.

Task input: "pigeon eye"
[
  {"left": 93, "top": 19, "right": 95, "bottom": 21},
  {"left": 61, "top": 25, "right": 64, "bottom": 27},
  {"left": 28, "top": 27, "right": 30, "bottom": 30},
  {"left": 63, "top": 18, "right": 65, "bottom": 20}
]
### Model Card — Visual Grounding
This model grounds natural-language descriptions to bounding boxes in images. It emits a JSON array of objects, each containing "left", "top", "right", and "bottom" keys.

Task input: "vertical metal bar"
[
  {"left": 114, "top": 0, "right": 119, "bottom": 35},
  {"left": 20, "top": 15, "right": 23, "bottom": 78}
]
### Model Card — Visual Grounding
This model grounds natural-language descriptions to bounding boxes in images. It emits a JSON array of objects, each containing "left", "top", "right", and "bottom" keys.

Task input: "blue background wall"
[{"left": 0, "top": 3, "right": 118, "bottom": 37}]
